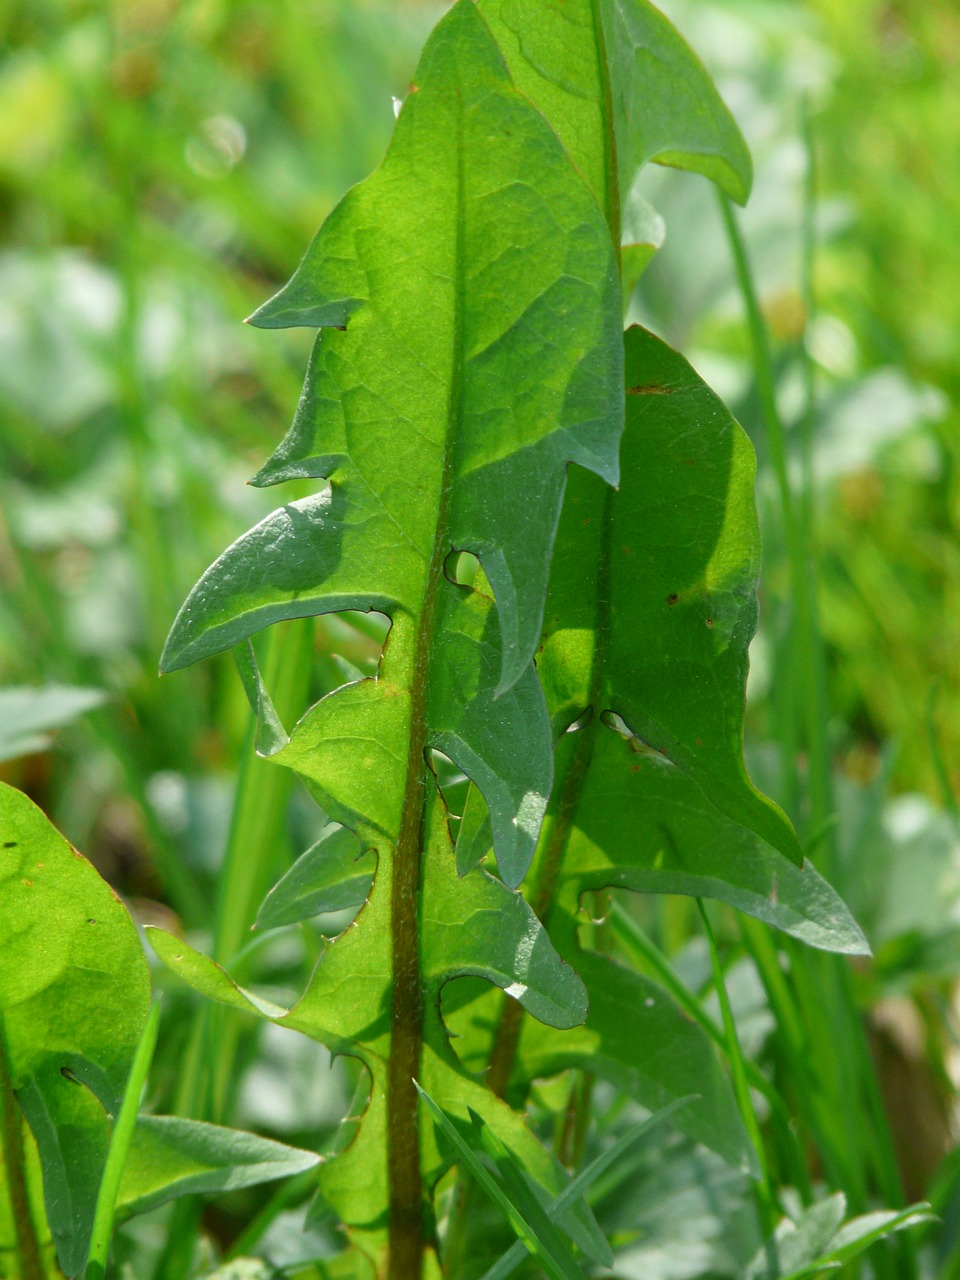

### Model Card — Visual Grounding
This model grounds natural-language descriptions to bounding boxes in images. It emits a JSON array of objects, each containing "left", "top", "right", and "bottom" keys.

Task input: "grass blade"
[
  {"left": 84, "top": 999, "right": 161, "bottom": 1280},
  {"left": 479, "top": 1096, "right": 696, "bottom": 1280}
]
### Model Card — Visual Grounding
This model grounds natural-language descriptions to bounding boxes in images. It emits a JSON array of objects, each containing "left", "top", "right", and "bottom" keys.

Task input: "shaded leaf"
[
  {"left": 481, "top": 1098, "right": 694, "bottom": 1280},
  {"left": 559, "top": 729, "right": 867, "bottom": 955},
  {"left": 255, "top": 824, "right": 371, "bottom": 931},
  {"left": 512, "top": 935, "right": 757, "bottom": 1174},
  {"left": 745, "top": 1196, "right": 936, "bottom": 1280},
  {"left": 116, "top": 1116, "right": 320, "bottom": 1221},
  {"left": 536, "top": 326, "right": 800, "bottom": 864}
]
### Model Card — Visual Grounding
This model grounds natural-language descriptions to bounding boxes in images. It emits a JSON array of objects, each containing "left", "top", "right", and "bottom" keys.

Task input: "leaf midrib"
[{"left": 386, "top": 74, "right": 470, "bottom": 1280}]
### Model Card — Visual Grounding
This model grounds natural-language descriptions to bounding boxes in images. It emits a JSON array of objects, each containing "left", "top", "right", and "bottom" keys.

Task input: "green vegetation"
[{"left": 0, "top": 1, "right": 956, "bottom": 1278}]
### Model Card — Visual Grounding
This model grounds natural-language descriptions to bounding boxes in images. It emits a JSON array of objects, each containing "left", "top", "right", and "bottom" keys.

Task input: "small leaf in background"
[
  {"left": 0, "top": 685, "right": 107, "bottom": 763},
  {"left": 0, "top": 782, "right": 150, "bottom": 1275},
  {"left": 745, "top": 1195, "right": 936, "bottom": 1279}
]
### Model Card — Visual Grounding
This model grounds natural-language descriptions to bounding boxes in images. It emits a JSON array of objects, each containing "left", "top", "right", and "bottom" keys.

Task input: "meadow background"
[{"left": 1, "top": 0, "right": 958, "bottom": 1274}]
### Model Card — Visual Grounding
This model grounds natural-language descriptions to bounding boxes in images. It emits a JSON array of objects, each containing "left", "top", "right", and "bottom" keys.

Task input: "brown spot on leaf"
[
  {"left": 627, "top": 384, "right": 672, "bottom": 395},
  {"left": 667, "top": 593, "right": 679, "bottom": 606},
  {"left": 333, "top": 325, "right": 346, "bottom": 331},
  {"left": 705, "top": 618, "right": 714, "bottom": 628},
  {"left": 695, "top": 738, "right": 702, "bottom": 746},
  {"left": 22, "top": 879, "right": 32, "bottom": 887}
]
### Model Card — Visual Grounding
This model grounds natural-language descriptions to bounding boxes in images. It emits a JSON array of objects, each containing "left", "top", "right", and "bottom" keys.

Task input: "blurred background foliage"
[{"left": 1, "top": 0, "right": 958, "bottom": 1275}]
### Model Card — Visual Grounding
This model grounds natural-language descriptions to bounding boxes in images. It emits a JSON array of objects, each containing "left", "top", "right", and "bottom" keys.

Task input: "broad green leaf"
[
  {"left": 255, "top": 824, "right": 371, "bottom": 931},
  {"left": 0, "top": 685, "right": 107, "bottom": 764},
  {"left": 558, "top": 729, "right": 868, "bottom": 955},
  {"left": 476, "top": 0, "right": 751, "bottom": 219},
  {"left": 115, "top": 1116, "right": 320, "bottom": 1221},
  {"left": 535, "top": 326, "right": 800, "bottom": 866},
  {"left": 602, "top": 0, "right": 752, "bottom": 201},
  {"left": 161, "top": 0, "right": 623, "bottom": 701},
  {"left": 0, "top": 782, "right": 150, "bottom": 1275},
  {"left": 455, "top": 328, "right": 805, "bottom": 1168},
  {"left": 150, "top": 777, "right": 592, "bottom": 1264},
  {"left": 156, "top": 0, "right": 631, "bottom": 888}
]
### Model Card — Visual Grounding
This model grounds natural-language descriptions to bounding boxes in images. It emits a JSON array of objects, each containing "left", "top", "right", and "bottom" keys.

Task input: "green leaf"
[
  {"left": 234, "top": 641, "right": 289, "bottom": 757},
  {"left": 0, "top": 782, "right": 151, "bottom": 1276},
  {"left": 602, "top": 0, "right": 752, "bottom": 202},
  {"left": 746, "top": 1194, "right": 847, "bottom": 1280},
  {"left": 255, "top": 824, "right": 371, "bottom": 931},
  {"left": 476, "top": 0, "right": 751, "bottom": 217},
  {"left": 161, "top": 0, "right": 623, "bottom": 700},
  {"left": 115, "top": 1116, "right": 321, "bottom": 1221},
  {"left": 150, "top": 777, "right": 591, "bottom": 1263},
  {"left": 557, "top": 728, "right": 868, "bottom": 955},
  {"left": 621, "top": 183, "right": 666, "bottom": 299},
  {"left": 823, "top": 1204, "right": 936, "bottom": 1269},
  {"left": 536, "top": 325, "right": 800, "bottom": 865},
  {"left": 0, "top": 685, "right": 107, "bottom": 764},
  {"left": 510, "top": 936, "right": 757, "bottom": 1174}
]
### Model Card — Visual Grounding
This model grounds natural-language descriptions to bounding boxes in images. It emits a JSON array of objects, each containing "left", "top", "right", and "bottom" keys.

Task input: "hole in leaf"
[
  {"left": 439, "top": 975, "right": 500, "bottom": 1076},
  {"left": 443, "top": 549, "right": 480, "bottom": 589},
  {"left": 428, "top": 748, "right": 469, "bottom": 835}
]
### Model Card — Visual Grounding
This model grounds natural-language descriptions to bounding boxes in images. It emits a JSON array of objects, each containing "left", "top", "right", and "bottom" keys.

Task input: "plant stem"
[{"left": 0, "top": 1030, "right": 45, "bottom": 1280}]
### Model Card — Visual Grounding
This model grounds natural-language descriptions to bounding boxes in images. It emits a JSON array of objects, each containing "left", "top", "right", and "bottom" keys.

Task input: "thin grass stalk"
[{"left": 698, "top": 901, "right": 778, "bottom": 1240}]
